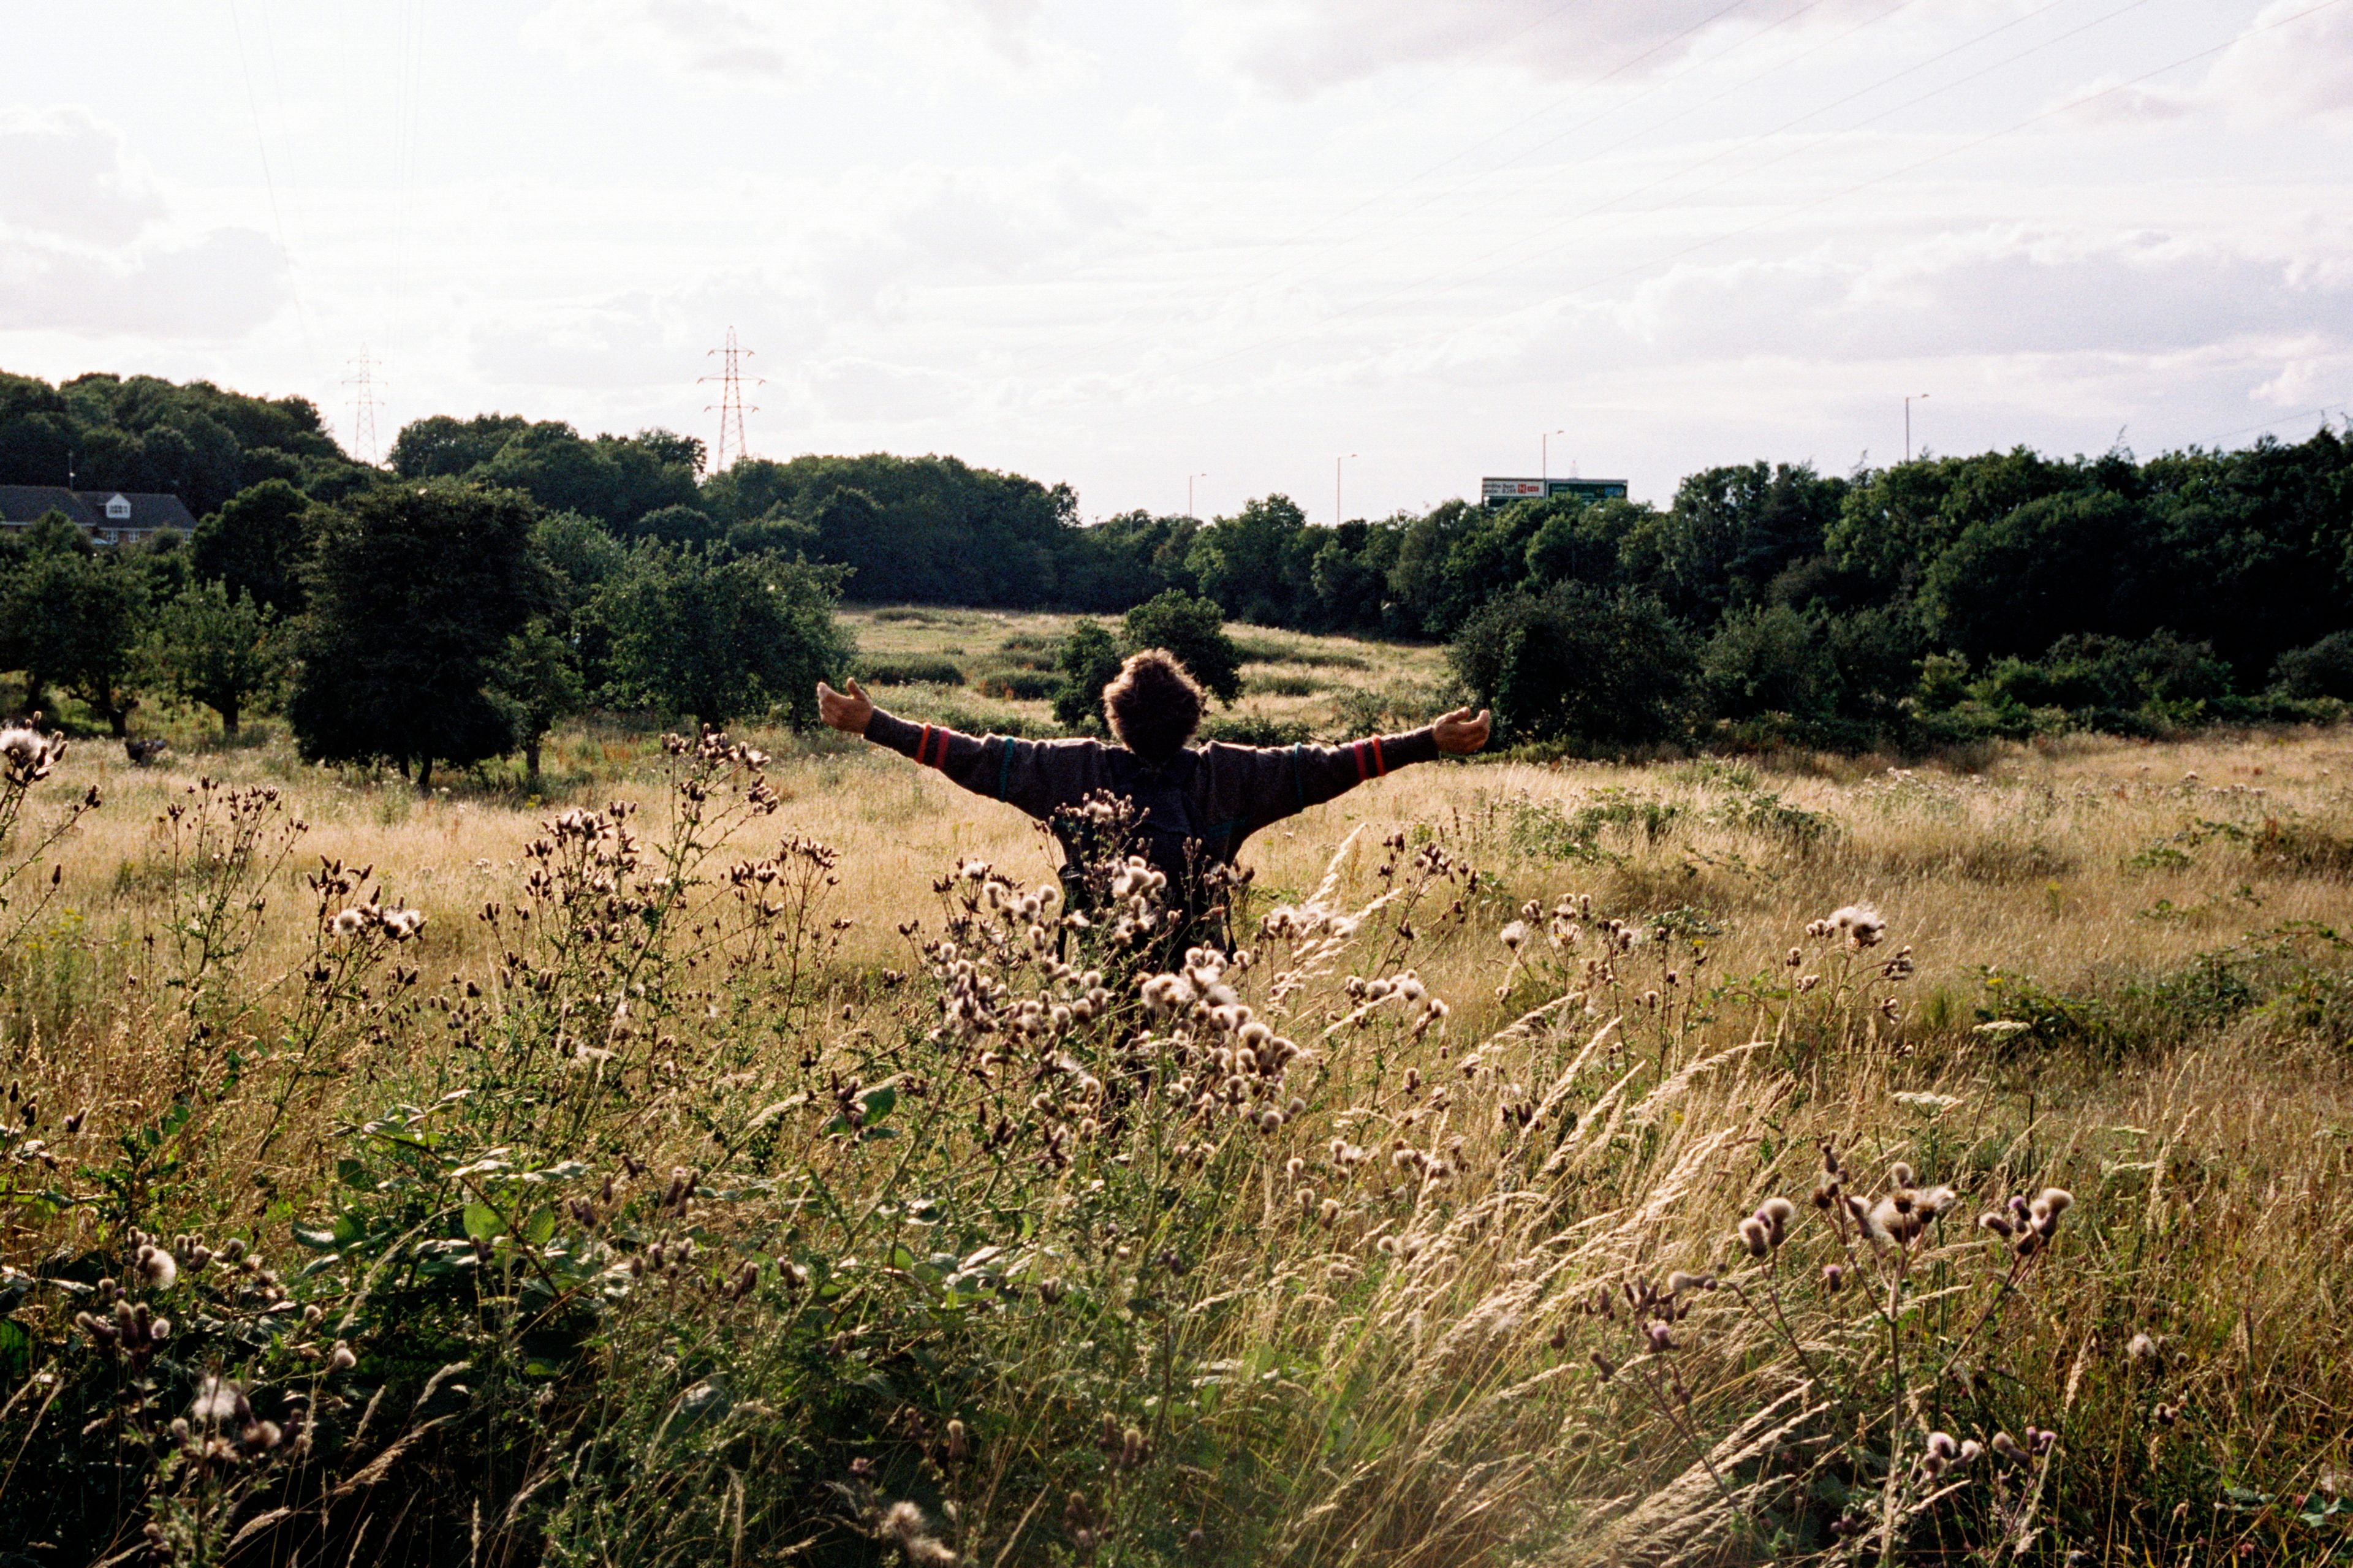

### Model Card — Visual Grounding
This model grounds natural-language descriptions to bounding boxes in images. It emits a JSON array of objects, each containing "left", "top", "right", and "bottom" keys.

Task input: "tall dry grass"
[{"left": 1, "top": 716, "right": 2349, "bottom": 1564}]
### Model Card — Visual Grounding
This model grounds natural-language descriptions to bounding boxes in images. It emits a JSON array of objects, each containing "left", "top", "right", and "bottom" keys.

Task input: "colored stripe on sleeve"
[
  {"left": 1351, "top": 740, "right": 1369, "bottom": 782},
  {"left": 1371, "top": 736, "right": 1387, "bottom": 778}
]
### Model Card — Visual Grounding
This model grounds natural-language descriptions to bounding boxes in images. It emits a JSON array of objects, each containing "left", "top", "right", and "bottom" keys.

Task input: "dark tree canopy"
[
  {"left": 286, "top": 482, "right": 547, "bottom": 787},
  {"left": 191, "top": 478, "right": 316, "bottom": 613},
  {"left": 0, "top": 368, "right": 362, "bottom": 516},
  {"left": 596, "top": 545, "right": 850, "bottom": 729}
]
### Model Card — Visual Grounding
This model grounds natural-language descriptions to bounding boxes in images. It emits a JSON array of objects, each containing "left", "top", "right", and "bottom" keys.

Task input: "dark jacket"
[{"left": 863, "top": 708, "right": 1442, "bottom": 873}]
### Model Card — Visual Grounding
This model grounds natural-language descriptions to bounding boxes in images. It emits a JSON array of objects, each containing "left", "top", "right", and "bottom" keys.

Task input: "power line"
[
  {"left": 225, "top": 0, "right": 318, "bottom": 369},
  {"left": 1006, "top": 0, "right": 1787, "bottom": 385},
  {"left": 1401, "top": 0, "right": 2353, "bottom": 366},
  {"left": 1105, "top": 0, "right": 2176, "bottom": 396},
  {"left": 1191, "top": 0, "right": 1911, "bottom": 331},
  {"left": 2200, "top": 399, "right": 2349, "bottom": 448},
  {"left": 1069, "top": 0, "right": 2348, "bottom": 455},
  {"left": 700, "top": 329, "right": 764, "bottom": 473}
]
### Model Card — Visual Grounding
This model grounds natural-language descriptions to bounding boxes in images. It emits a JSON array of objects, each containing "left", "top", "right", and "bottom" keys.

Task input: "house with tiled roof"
[{"left": 0, "top": 485, "right": 197, "bottom": 545}]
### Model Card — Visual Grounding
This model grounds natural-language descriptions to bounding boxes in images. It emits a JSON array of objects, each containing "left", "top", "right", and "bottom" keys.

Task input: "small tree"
[
  {"left": 146, "top": 580, "right": 282, "bottom": 737},
  {"left": 491, "top": 621, "right": 586, "bottom": 781},
  {"left": 597, "top": 544, "right": 849, "bottom": 728},
  {"left": 190, "top": 478, "right": 314, "bottom": 613},
  {"left": 1451, "top": 582, "right": 1696, "bottom": 748},
  {"left": 1052, "top": 618, "right": 1126, "bottom": 731},
  {"left": 0, "top": 519, "right": 149, "bottom": 735},
  {"left": 287, "top": 481, "right": 545, "bottom": 788},
  {"left": 1121, "top": 590, "right": 1242, "bottom": 703}
]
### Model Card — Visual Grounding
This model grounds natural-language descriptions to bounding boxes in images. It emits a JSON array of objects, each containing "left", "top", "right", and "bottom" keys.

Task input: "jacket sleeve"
[
  {"left": 864, "top": 708, "right": 1112, "bottom": 822},
  {"left": 1203, "top": 727, "right": 1444, "bottom": 838}
]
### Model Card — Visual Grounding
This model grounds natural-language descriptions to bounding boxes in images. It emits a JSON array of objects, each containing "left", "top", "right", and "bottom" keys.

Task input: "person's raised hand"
[
  {"left": 1433, "top": 705, "right": 1491, "bottom": 755},
  {"left": 817, "top": 676, "right": 874, "bottom": 736}
]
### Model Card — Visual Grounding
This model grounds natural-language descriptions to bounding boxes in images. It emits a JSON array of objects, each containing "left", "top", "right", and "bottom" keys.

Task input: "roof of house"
[{"left": 0, "top": 485, "right": 197, "bottom": 532}]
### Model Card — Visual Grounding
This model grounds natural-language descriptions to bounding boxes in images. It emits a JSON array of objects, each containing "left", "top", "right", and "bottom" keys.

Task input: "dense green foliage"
[
  {"left": 6, "top": 363, "right": 2351, "bottom": 755},
  {"left": 286, "top": 482, "right": 547, "bottom": 787},
  {"left": 594, "top": 545, "right": 850, "bottom": 729},
  {"left": 1051, "top": 591, "right": 1243, "bottom": 733},
  {"left": 0, "top": 368, "right": 368, "bottom": 516}
]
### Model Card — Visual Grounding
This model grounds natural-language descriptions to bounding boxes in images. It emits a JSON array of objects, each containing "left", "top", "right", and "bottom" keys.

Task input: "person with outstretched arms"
[{"left": 817, "top": 648, "right": 1488, "bottom": 941}]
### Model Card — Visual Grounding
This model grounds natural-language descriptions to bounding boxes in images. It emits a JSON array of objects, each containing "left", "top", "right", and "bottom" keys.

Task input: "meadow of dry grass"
[{"left": 4, "top": 626, "right": 2352, "bottom": 1565}]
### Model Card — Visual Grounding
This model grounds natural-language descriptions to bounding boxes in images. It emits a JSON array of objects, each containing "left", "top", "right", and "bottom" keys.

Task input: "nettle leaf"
[
  {"left": 524, "top": 1206, "right": 556, "bottom": 1246},
  {"left": 463, "top": 1202, "right": 506, "bottom": 1241},
  {"left": 292, "top": 1223, "right": 341, "bottom": 1251}
]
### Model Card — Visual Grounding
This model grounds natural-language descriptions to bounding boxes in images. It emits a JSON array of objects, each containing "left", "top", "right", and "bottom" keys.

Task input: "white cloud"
[
  {"left": 0, "top": 107, "right": 287, "bottom": 340},
  {"left": 0, "top": 229, "right": 288, "bottom": 338},
  {"left": 525, "top": 0, "right": 797, "bottom": 77},
  {"left": 525, "top": 0, "right": 1072, "bottom": 78},
  {"left": 1198, "top": 0, "right": 1972, "bottom": 96},
  {"left": 1430, "top": 229, "right": 2351, "bottom": 378},
  {"left": 797, "top": 162, "right": 1138, "bottom": 318},
  {"left": 806, "top": 357, "right": 971, "bottom": 423},
  {"left": 2071, "top": 0, "right": 2353, "bottom": 129},
  {"left": 0, "top": 107, "right": 165, "bottom": 245}
]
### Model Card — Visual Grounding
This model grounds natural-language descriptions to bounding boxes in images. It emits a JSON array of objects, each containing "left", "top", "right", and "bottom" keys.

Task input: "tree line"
[{"left": 5, "top": 364, "right": 2350, "bottom": 760}]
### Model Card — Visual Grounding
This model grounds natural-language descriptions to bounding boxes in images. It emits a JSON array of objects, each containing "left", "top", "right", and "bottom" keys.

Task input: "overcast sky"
[{"left": 4, "top": 0, "right": 2350, "bottom": 518}]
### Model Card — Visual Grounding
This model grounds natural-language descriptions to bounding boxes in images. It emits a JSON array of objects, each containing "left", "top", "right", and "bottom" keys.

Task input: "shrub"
[
  {"left": 1243, "top": 671, "right": 1322, "bottom": 697},
  {"left": 856, "top": 656, "right": 966, "bottom": 687},
  {"left": 1199, "top": 713, "right": 1312, "bottom": 746},
  {"left": 975, "top": 667, "right": 1059, "bottom": 700},
  {"left": 2273, "top": 631, "right": 2353, "bottom": 700},
  {"left": 1123, "top": 590, "right": 1243, "bottom": 704},
  {"left": 1051, "top": 618, "right": 1125, "bottom": 731},
  {"left": 1450, "top": 581, "right": 1697, "bottom": 748}
]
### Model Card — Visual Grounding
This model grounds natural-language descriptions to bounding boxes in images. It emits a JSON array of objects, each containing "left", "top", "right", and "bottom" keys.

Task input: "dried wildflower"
[
  {"left": 329, "top": 908, "right": 366, "bottom": 938},
  {"left": 880, "top": 1500, "right": 958, "bottom": 1564},
  {"left": 1826, "top": 904, "right": 1886, "bottom": 948},
  {"left": 0, "top": 727, "right": 63, "bottom": 784},
  {"left": 1644, "top": 1320, "right": 1675, "bottom": 1352},
  {"left": 137, "top": 1244, "right": 178, "bottom": 1290},
  {"left": 330, "top": 1341, "right": 358, "bottom": 1372},
  {"left": 1738, "top": 1216, "right": 1771, "bottom": 1257},
  {"left": 1990, "top": 1430, "right": 2026, "bottom": 1462},
  {"left": 1590, "top": 1350, "right": 1616, "bottom": 1382},
  {"left": 1821, "top": 1262, "right": 1845, "bottom": 1292},
  {"left": 191, "top": 1376, "right": 245, "bottom": 1426},
  {"left": 2128, "top": 1331, "right": 2158, "bottom": 1363}
]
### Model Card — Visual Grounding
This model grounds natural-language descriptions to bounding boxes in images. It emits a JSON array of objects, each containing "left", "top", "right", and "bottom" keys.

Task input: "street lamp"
[
  {"left": 1187, "top": 473, "right": 1207, "bottom": 518},
  {"left": 1336, "top": 454, "right": 1358, "bottom": 526},
  {"left": 1905, "top": 393, "right": 1930, "bottom": 463},
  {"left": 1542, "top": 428, "right": 1566, "bottom": 482}
]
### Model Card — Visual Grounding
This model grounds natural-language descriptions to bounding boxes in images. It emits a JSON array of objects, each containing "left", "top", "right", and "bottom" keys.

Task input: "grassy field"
[
  {"left": 838, "top": 604, "right": 1456, "bottom": 740},
  {"left": 4, "top": 617, "right": 2351, "bottom": 1565}
]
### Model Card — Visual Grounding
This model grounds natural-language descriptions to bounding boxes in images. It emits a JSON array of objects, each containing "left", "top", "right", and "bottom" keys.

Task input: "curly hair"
[{"left": 1102, "top": 649, "right": 1205, "bottom": 762}]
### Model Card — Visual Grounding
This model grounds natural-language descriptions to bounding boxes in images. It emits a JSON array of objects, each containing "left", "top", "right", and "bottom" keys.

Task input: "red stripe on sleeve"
[
  {"left": 1372, "top": 736, "right": 1387, "bottom": 777},
  {"left": 1351, "top": 740, "right": 1369, "bottom": 782},
  {"left": 918, "top": 724, "right": 935, "bottom": 767}
]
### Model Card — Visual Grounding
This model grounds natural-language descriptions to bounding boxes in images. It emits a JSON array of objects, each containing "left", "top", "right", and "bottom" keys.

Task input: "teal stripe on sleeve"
[{"left": 997, "top": 737, "right": 1014, "bottom": 800}]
